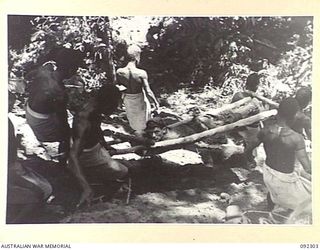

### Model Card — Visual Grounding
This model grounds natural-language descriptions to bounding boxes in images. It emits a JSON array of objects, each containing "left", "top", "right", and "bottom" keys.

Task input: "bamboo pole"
[{"left": 152, "top": 109, "right": 277, "bottom": 148}]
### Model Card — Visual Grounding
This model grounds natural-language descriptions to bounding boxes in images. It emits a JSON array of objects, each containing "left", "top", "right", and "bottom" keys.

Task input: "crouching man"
[
  {"left": 69, "top": 84, "right": 128, "bottom": 207},
  {"left": 7, "top": 92, "right": 52, "bottom": 223}
]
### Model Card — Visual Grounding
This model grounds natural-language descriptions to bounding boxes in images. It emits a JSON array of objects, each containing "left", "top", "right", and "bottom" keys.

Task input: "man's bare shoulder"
[
  {"left": 116, "top": 67, "right": 126, "bottom": 75},
  {"left": 135, "top": 68, "right": 147, "bottom": 78}
]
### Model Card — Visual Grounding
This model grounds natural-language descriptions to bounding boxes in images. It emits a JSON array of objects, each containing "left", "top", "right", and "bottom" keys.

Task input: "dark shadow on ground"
[{"left": 9, "top": 151, "right": 247, "bottom": 223}]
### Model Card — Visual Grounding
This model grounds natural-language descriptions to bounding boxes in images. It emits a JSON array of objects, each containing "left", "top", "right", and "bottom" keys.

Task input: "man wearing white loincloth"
[
  {"left": 25, "top": 47, "right": 85, "bottom": 164},
  {"left": 116, "top": 44, "right": 159, "bottom": 136},
  {"left": 246, "top": 98, "right": 311, "bottom": 214},
  {"left": 69, "top": 84, "right": 129, "bottom": 207}
]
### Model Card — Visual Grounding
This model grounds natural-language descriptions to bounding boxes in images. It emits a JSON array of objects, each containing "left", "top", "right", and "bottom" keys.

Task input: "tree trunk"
[{"left": 100, "top": 17, "right": 116, "bottom": 84}]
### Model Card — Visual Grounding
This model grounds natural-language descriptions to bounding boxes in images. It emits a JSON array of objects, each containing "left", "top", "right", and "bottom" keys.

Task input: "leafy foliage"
[
  {"left": 8, "top": 16, "right": 313, "bottom": 108},
  {"left": 9, "top": 16, "right": 117, "bottom": 91},
  {"left": 142, "top": 16, "right": 313, "bottom": 98}
]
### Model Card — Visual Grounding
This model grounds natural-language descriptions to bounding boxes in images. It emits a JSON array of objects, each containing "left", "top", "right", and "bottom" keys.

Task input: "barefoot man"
[
  {"left": 69, "top": 84, "right": 129, "bottom": 207},
  {"left": 246, "top": 98, "right": 311, "bottom": 216},
  {"left": 25, "top": 47, "right": 85, "bottom": 164},
  {"left": 116, "top": 44, "right": 159, "bottom": 137}
]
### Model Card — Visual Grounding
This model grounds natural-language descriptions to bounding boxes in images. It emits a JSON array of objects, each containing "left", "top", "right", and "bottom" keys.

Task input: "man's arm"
[
  {"left": 231, "top": 92, "right": 244, "bottom": 103},
  {"left": 243, "top": 129, "right": 263, "bottom": 158},
  {"left": 68, "top": 118, "right": 93, "bottom": 207},
  {"left": 141, "top": 71, "right": 159, "bottom": 109},
  {"left": 52, "top": 91, "right": 70, "bottom": 140},
  {"left": 56, "top": 108, "right": 70, "bottom": 138},
  {"left": 296, "top": 148, "right": 311, "bottom": 174},
  {"left": 303, "top": 116, "right": 312, "bottom": 140},
  {"left": 295, "top": 134, "right": 311, "bottom": 180}
]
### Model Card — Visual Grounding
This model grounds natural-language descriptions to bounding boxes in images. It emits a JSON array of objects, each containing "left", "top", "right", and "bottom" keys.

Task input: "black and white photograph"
[{"left": 7, "top": 15, "right": 313, "bottom": 225}]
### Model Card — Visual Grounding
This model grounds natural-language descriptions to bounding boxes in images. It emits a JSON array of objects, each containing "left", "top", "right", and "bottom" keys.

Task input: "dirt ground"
[{"left": 20, "top": 154, "right": 274, "bottom": 224}]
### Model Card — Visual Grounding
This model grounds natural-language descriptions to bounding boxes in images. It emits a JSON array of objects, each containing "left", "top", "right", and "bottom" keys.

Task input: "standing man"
[
  {"left": 69, "top": 84, "right": 129, "bottom": 207},
  {"left": 25, "top": 47, "right": 85, "bottom": 164},
  {"left": 116, "top": 44, "right": 159, "bottom": 137},
  {"left": 246, "top": 98, "right": 311, "bottom": 214}
]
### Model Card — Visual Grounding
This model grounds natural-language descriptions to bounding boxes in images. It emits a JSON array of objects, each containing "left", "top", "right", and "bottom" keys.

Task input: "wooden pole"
[
  {"left": 206, "top": 97, "right": 252, "bottom": 116},
  {"left": 244, "top": 91, "right": 279, "bottom": 108},
  {"left": 109, "top": 145, "right": 147, "bottom": 156},
  {"left": 103, "top": 129, "right": 154, "bottom": 146},
  {"left": 168, "top": 97, "right": 252, "bottom": 129},
  {"left": 167, "top": 117, "right": 194, "bottom": 128},
  {"left": 152, "top": 109, "right": 277, "bottom": 148}
]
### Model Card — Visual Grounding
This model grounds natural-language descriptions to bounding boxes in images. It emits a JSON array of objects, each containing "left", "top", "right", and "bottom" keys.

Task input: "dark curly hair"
[
  {"left": 146, "top": 117, "right": 167, "bottom": 130},
  {"left": 246, "top": 73, "right": 260, "bottom": 92},
  {"left": 45, "top": 47, "right": 86, "bottom": 70},
  {"left": 278, "top": 97, "right": 299, "bottom": 122},
  {"left": 295, "top": 87, "right": 312, "bottom": 109}
]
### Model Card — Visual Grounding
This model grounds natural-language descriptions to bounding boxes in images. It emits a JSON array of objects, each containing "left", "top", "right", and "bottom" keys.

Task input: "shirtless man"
[
  {"left": 292, "top": 87, "right": 311, "bottom": 140},
  {"left": 116, "top": 44, "right": 159, "bottom": 136},
  {"left": 8, "top": 92, "right": 52, "bottom": 223},
  {"left": 69, "top": 84, "right": 128, "bottom": 207},
  {"left": 246, "top": 98, "right": 311, "bottom": 213},
  {"left": 230, "top": 72, "right": 264, "bottom": 167},
  {"left": 25, "top": 47, "right": 85, "bottom": 164}
]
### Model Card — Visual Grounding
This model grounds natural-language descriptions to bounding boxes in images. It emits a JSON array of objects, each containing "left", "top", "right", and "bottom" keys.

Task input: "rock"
[
  {"left": 220, "top": 192, "right": 231, "bottom": 202},
  {"left": 159, "top": 149, "right": 203, "bottom": 165},
  {"left": 230, "top": 167, "right": 250, "bottom": 182}
]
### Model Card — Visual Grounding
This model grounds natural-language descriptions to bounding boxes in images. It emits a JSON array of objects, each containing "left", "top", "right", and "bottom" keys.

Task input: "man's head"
[
  {"left": 127, "top": 44, "right": 141, "bottom": 63},
  {"left": 96, "top": 84, "right": 122, "bottom": 115},
  {"left": 278, "top": 97, "right": 300, "bottom": 124},
  {"left": 295, "top": 87, "right": 312, "bottom": 109},
  {"left": 46, "top": 47, "right": 85, "bottom": 78},
  {"left": 145, "top": 117, "right": 167, "bottom": 141},
  {"left": 245, "top": 73, "right": 260, "bottom": 92}
]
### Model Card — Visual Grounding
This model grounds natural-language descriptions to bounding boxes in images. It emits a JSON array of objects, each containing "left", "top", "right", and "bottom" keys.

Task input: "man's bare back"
[{"left": 116, "top": 67, "right": 147, "bottom": 94}]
